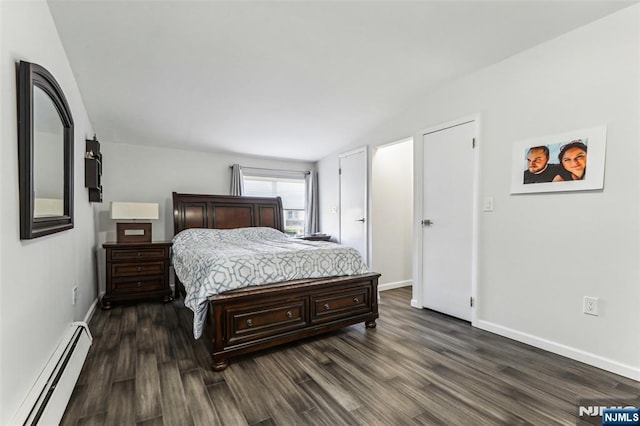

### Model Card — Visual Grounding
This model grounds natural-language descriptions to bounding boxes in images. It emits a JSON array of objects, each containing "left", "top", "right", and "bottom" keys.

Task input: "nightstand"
[
  {"left": 102, "top": 241, "right": 172, "bottom": 309},
  {"left": 296, "top": 234, "right": 331, "bottom": 241}
]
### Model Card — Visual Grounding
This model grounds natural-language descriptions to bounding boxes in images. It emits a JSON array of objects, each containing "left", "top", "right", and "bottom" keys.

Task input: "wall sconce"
[{"left": 110, "top": 202, "right": 159, "bottom": 243}]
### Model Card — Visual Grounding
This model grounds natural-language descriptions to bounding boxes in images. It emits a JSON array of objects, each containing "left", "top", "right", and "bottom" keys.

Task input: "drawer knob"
[
  {"left": 246, "top": 319, "right": 253, "bottom": 327},
  {"left": 137, "top": 266, "right": 142, "bottom": 272},
  {"left": 323, "top": 303, "right": 330, "bottom": 311},
  {"left": 137, "top": 282, "right": 142, "bottom": 287},
  {"left": 353, "top": 297, "right": 359, "bottom": 304},
  {"left": 136, "top": 252, "right": 141, "bottom": 257},
  {"left": 286, "top": 311, "right": 293, "bottom": 319}
]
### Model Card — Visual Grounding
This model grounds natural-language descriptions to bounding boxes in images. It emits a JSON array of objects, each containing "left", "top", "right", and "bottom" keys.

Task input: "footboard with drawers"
[{"left": 204, "top": 273, "right": 380, "bottom": 371}]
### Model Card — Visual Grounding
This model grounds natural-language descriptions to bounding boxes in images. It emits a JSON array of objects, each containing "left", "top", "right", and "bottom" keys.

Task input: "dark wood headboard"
[{"left": 172, "top": 192, "right": 284, "bottom": 235}]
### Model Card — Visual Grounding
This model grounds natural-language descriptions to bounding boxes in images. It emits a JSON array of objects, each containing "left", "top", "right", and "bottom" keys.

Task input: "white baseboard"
[
  {"left": 476, "top": 320, "right": 640, "bottom": 381},
  {"left": 83, "top": 298, "right": 99, "bottom": 324},
  {"left": 378, "top": 280, "right": 412, "bottom": 292}
]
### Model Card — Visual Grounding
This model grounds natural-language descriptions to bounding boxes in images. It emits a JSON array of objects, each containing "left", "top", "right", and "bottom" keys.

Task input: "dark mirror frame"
[{"left": 17, "top": 61, "right": 74, "bottom": 239}]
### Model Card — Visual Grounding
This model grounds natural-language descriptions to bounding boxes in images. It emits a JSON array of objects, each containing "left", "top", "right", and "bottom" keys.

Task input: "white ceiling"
[{"left": 48, "top": 1, "right": 631, "bottom": 162}]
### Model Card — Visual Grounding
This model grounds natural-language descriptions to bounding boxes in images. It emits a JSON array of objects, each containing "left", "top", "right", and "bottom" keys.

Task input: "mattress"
[{"left": 172, "top": 227, "right": 369, "bottom": 338}]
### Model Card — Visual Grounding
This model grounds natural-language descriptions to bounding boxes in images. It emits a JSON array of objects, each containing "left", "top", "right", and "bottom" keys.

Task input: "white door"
[
  {"left": 339, "top": 148, "right": 368, "bottom": 265},
  {"left": 422, "top": 121, "right": 475, "bottom": 321}
]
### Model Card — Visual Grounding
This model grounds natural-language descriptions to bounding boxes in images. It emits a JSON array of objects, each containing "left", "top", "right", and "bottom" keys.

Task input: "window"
[{"left": 243, "top": 173, "right": 306, "bottom": 236}]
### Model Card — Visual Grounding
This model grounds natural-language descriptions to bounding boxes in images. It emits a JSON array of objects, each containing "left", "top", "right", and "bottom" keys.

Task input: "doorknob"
[
  {"left": 421, "top": 219, "right": 433, "bottom": 226},
  {"left": 355, "top": 218, "right": 365, "bottom": 223}
]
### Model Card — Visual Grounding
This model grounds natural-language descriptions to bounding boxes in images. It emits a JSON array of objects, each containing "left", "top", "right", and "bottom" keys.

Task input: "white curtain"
[
  {"left": 230, "top": 164, "right": 244, "bottom": 196},
  {"left": 304, "top": 171, "right": 319, "bottom": 235}
]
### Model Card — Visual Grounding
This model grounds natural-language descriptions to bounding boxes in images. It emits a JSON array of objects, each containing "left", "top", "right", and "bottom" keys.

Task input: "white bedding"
[{"left": 172, "top": 227, "right": 369, "bottom": 338}]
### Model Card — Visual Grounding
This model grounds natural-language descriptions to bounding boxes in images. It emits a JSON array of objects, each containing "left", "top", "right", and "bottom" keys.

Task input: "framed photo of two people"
[{"left": 510, "top": 126, "right": 607, "bottom": 194}]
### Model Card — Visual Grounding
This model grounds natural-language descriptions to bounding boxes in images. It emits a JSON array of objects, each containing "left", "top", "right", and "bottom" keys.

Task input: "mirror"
[
  {"left": 17, "top": 61, "right": 74, "bottom": 239},
  {"left": 33, "top": 85, "right": 65, "bottom": 217}
]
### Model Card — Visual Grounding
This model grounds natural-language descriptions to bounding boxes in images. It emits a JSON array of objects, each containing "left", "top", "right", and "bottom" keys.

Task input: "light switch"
[{"left": 483, "top": 196, "right": 494, "bottom": 212}]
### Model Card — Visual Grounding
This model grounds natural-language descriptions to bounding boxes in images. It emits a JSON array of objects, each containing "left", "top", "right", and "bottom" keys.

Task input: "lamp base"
[{"left": 117, "top": 222, "right": 152, "bottom": 243}]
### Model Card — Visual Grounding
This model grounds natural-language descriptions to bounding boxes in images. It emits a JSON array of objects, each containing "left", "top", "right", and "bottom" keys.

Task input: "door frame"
[
  {"left": 411, "top": 114, "right": 481, "bottom": 326},
  {"left": 339, "top": 146, "right": 369, "bottom": 266}
]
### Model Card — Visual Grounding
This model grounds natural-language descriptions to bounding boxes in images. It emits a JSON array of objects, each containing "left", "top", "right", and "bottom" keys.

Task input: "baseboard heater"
[{"left": 12, "top": 322, "right": 93, "bottom": 425}]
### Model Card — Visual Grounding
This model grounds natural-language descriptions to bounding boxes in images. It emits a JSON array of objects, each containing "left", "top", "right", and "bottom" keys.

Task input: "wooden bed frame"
[{"left": 172, "top": 192, "right": 380, "bottom": 371}]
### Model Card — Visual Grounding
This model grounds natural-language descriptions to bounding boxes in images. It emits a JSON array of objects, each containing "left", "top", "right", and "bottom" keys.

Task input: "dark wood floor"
[{"left": 61, "top": 287, "right": 639, "bottom": 425}]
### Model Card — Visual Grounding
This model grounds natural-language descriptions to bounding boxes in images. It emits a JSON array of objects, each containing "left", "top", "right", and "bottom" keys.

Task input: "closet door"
[
  {"left": 339, "top": 147, "right": 368, "bottom": 266},
  {"left": 422, "top": 121, "right": 475, "bottom": 321}
]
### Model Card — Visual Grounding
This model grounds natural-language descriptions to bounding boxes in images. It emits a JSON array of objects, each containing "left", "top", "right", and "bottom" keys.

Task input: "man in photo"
[{"left": 523, "top": 145, "right": 565, "bottom": 184}]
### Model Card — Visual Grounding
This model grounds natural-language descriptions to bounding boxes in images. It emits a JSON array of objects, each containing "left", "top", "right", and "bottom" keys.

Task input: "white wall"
[
  {"left": 0, "top": 3, "right": 4, "bottom": 420},
  {"left": 0, "top": 1, "right": 97, "bottom": 423},
  {"left": 371, "top": 140, "right": 413, "bottom": 288},
  {"left": 95, "top": 142, "right": 314, "bottom": 293},
  {"left": 318, "top": 5, "right": 640, "bottom": 379}
]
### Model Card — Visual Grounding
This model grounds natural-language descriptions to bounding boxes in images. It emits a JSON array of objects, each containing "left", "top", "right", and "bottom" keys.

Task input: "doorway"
[{"left": 372, "top": 139, "right": 413, "bottom": 290}]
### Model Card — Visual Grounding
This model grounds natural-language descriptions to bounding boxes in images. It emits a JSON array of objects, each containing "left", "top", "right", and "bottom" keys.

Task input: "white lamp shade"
[{"left": 110, "top": 202, "right": 159, "bottom": 220}]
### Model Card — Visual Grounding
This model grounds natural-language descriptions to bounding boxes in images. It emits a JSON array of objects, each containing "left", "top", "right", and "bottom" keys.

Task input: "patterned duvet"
[{"left": 172, "top": 227, "right": 369, "bottom": 338}]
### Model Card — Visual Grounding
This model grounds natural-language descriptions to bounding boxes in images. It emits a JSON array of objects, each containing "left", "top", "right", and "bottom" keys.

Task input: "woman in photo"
[{"left": 553, "top": 140, "right": 587, "bottom": 181}]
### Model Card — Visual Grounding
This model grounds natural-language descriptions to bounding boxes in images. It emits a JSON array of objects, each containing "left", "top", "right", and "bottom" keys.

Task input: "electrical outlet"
[
  {"left": 72, "top": 286, "right": 78, "bottom": 305},
  {"left": 583, "top": 296, "right": 598, "bottom": 316}
]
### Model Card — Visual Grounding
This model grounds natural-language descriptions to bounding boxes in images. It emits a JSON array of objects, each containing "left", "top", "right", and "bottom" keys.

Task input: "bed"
[{"left": 172, "top": 192, "right": 380, "bottom": 371}]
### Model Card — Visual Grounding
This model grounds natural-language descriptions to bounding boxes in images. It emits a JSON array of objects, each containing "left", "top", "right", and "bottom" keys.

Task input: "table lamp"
[{"left": 110, "top": 201, "right": 159, "bottom": 243}]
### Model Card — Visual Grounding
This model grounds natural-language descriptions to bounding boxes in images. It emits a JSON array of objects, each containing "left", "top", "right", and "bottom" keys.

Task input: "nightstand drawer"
[
  {"left": 112, "top": 276, "right": 165, "bottom": 293},
  {"left": 310, "top": 286, "right": 371, "bottom": 324},
  {"left": 109, "top": 248, "right": 167, "bottom": 261},
  {"left": 112, "top": 261, "right": 165, "bottom": 277}
]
